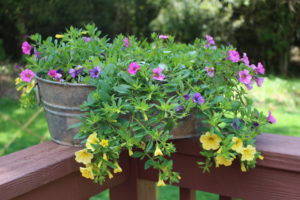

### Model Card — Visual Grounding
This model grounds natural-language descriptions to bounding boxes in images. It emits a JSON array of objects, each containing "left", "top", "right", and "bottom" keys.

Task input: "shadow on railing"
[{"left": 0, "top": 133, "right": 300, "bottom": 200}]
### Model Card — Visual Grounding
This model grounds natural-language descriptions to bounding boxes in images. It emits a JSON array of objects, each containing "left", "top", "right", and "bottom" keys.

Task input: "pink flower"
[
  {"left": 48, "top": 70, "right": 57, "bottom": 78},
  {"left": 123, "top": 37, "right": 129, "bottom": 47},
  {"left": 159, "top": 35, "right": 169, "bottom": 39},
  {"left": 152, "top": 67, "right": 165, "bottom": 81},
  {"left": 267, "top": 111, "right": 276, "bottom": 124},
  {"left": 228, "top": 50, "right": 240, "bottom": 63},
  {"left": 244, "top": 81, "right": 254, "bottom": 90},
  {"left": 83, "top": 37, "right": 91, "bottom": 42},
  {"left": 20, "top": 69, "right": 35, "bottom": 82},
  {"left": 241, "top": 53, "right": 250, "bottom": 66},
  {"left": 255, "top": 62, "right": 265, "bottom": 75},
  {"left": 238, "top": 69, "right": 252, "bottom": 84},
  {"left": 21, "top": 41, "right": 32, "bottom": 55},
  {"left": 255, "top": 77, "right": 264, "bottom": 87},
  {"left": 204, "top": 67, "right": 215, "bottom": 77},
  {"left": 128, "top": 62, "right": 140, "bottom": 75},
  {"left": 47, "top": 69, "right": 63, "bottom": 81}
]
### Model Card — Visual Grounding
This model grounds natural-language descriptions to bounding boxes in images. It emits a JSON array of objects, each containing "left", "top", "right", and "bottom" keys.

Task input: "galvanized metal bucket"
[{"left": 36, "top": 75, "right": 95, "bottom": 146}]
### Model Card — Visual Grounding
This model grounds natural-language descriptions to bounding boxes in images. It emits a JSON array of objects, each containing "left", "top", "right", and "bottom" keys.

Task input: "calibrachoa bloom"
[
  {"left": 47, "top": 69, "right": 62, "bottom": 81},
  {"left": 255, "top": 77, "right": 264, "bottom": 87},
  {"left": 157, "top": 179, "right": 166, "bottom": 187},
  {"left": 128, "top": 62, "right": 140, "bottom": 75},
  {"left": 205, "top": 35, "right": 216, "bottom": 48},
  {"left": 231, "top": 137, "right": 243, "bottom": 153},
  {"left": 228, "top": 50, "right": 240, "bottom": 62},
  {"left": 80, "top": 167, "right": 94, "bottom": 180},
  {"left": 20, "top": 69, "right": 35, "bottom": 82},
  {"left": 200, "top": 132, "right": 221, "bottom": 150},
  {"left": 90, "top": 66, "right": 101, "bottom": 78},
  {"left": 83, "top": 37, "right": 91, "bottom": 42},
  {"left": 193, "top": 93, "right": 205, "bottom": 104},
  {"left": 241, "top": 53, "right": 250, "bottom": 66},
  {"left": 238, "top": 69, "right": 252, "bottom": 85},
  {"left": 21, "top": 41, "right": 32, "bottom": 55},
  {"left": 215, "top": 155, "right": 233, "bottom": 167},
  {"left": 75, "top": 149, "right": 93, "bottom": 164},
  {"left": 255, "top": 62, "right": 265, "bottom": 75},
  {"left": 123, "top": 37, "right": 129, "bottom": 47},
  {"left": 267, "top": 111, "right": 276, "bottom": 124},
  {"left": 184, "top": 94, "right": 190, "bottom": 100},
  {"left": 159, "top": 35, "right": 169, "bottom": 39},
  {"left": 86, "top": 132, "right": 99, "bottom": 151},
  {"left": 154, "top": 145, "right": 163, "bottom": 156},
  {"left": 100, "top": 139, "right": 109, "bottom": 147},
  {"left": 69, "top": 65, "right": 84, "bottom": 78},
  {"left": 240, "top": 145, "right": 256, "bottom": 161},
  {"left": 204, "top": 66, "right": 215, "bottom": 77},
  {"left": 34, "top": 48, "right": 40, "bottom": 60},
  {"left": 152, "top": 67, "right": 165, "bottom": 81}
]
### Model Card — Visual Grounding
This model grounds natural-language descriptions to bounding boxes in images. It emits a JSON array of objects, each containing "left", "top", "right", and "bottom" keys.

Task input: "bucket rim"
[{"left": 35, "top": 72, "right": 95, "bottom": 87}]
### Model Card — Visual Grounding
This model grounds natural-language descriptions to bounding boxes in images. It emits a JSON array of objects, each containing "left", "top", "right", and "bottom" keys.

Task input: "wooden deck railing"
[{"left": 0, "top": 133, "right": 300, "bottom": 200}]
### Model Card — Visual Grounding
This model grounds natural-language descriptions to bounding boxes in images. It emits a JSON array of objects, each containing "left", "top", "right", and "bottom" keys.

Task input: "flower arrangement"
[{"left": 16, "top": 24, "right": 276, "bottom": 186}]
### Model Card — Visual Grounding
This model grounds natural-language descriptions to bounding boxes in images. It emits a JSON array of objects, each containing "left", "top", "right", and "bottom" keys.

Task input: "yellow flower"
[
  {"left": 55, "top": 34, "right": 64, "bottom": 38},
  {"left": 82, "top": 31, "right": 88, "bottom": 34},
  {"left": 80, "top": 166, "right": 94, "bottom": 180},
  {"left": 86, "top": 132, "right": 99, "bottom": 151},
  {"left": 240, "top": 145, "right": 256, "bottom": 161},
  {"left": 154, "top": 145, "right": 163, "bottom": 157},
  {"left": 15, "top": 77, "right": 22, "bottom": 85},
  {"left": 100, "top": 139, "right": 109, "bottom": 147},
  {"left": 215, "top": 155, "right": 233, "bottom": 167},
  {"left": 241, "top": 163, "right": 247, "bottom": 172},
  {"left": 113, "top": 162, "right": 123, "bottom": 173},
  {"left": 258, "top": 155, "right": 264, "bottom": 160},
  {"left": 75, "top": 149, "right": 93, "bottom": 164},
  {"left": 23, "top": 81, "right": 35, "bottom": 94},
  {"left": 128, "top": 149, "right": 133, "bottom": 156},
  {"left": 103, "top": 153, "right": 108, "bottom": 161},
  {"left": 107, "top": 171, "right": 114, "bottom": 179},
  {"left": 231, "top": 137, "right": 243, "bottom": 153},
  {"left": 157, "top": 179, "right": 166, "bottom": 187},
  {"left": 199, "top": 132, "right": 222, "bottom": 150}
]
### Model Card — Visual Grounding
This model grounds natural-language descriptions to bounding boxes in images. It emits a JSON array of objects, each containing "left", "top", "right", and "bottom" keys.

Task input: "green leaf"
[
  {"left": 114, "top": 84, "right": 131, "bottom": 94},
  {"left": 145, "top": 140, "right": 154, "bottom": 152},
  {"left": 144, "top": 159, "right": 153, "bottom": 170},
  {"left": 67, "top": 122, "right": 82, "bottom": 130}
]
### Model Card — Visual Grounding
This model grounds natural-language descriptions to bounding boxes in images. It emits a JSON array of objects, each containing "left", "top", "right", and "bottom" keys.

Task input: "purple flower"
[
  {"left": 90, "top": 66, "right": 101, "bottom": 78},
  {"left": 193, "top": 93, "right": 205, "bottom": 105},
  {"left": 47, "top": 69, "right": 62, "bottom": 81},
  {"left": 123, "top": 37, "right": 129, "bottom": 47},
  {"left": 21, "top": 41, "right": 32, "bottom": 55},
  {"left": 255, "top": 77, "right": 264, "bottom": 87},
  {"left": 232, "top": 121, "right": 238, "bottom": 130},
  {"left": 244, "top": 81, "right": 254, "bottom": 90},
  {"left": 69, "top": 65, "right": 84, "bottom": 78},
  {"left": 34, "top": 48, "right": 40, "bottom": 60},
  {"left": 241, "top": 53, "right": 250, "bottom": 66},
  {"left": 159, "top": 35, "right": 169, "bottom": 39},
  {"left": 83, "top": 37, "right": 91, "bottom": 42},
  {"left": 15, "top": 65, "right": 21, "bottom": 70},
  {"left": 175, "top": 105, "right": 184, "bottom": 112},
  {"left": 228, "top": 50, "right": 240, "bottom": 63},
  {"left": 253, "top": 122, "right": 260, "bottom": 127},
  {"left": 238, "top": 69, "right": 252, "bottom": 84},
  {"left": 20, "top": 69, "right": 35, "bottom": 82},
  {"left": 184, "top": 94, "right": 190, "bottom": 100},
  {"left": 128, "top": 62, "right": 140, "bottom": 75},
  {"left": 267, "top": 111, "right": 276, "bottom": 124},
  {"left": 255, "top": 62, "right": 265, "bottom": 75},
  {"left": 204, "top": 66, "right": 215, "bottom": 77},
  {"left": 204, "top": 35, "right": 216, "bottom": 49},
  {"left": 152, "top": 67, "right": 166, "bottom": 81}
]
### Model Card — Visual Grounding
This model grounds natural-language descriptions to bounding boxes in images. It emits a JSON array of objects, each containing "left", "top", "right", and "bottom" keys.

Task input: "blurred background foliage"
[{"left": 0, "top": 0, "right": 300, "bottom": 76}]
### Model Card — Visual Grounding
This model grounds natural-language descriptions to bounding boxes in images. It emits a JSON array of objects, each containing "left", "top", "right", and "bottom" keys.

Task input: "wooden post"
[
  {"left": 179, "top": 187, "right": 196, "bottom": 200},
  {"left": 110, "top": 159, "right": 157, "bottom": 200}
]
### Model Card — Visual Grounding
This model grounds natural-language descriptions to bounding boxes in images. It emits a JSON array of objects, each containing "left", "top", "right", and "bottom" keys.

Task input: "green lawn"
[{"left": 0, "top": 76, "right": 299, "bottom": 199}]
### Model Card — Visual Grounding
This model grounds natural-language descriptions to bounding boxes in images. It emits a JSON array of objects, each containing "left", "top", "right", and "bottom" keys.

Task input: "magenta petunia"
[
  {"left": 159, "top": 35, "right": 169, "bottom": 39},
  {"left": 241, "top": 53, "right": 250, "bottom": 66},
  {"left": 255, "top": 77, "right": 264, "bottom": 87},
  {"left": 47, "top": 69, "right": 63, "bottom": 81},
  {"left": 21, "top": 41, "right": 32, "bottom": 55},
  {"left": 238, "top": 69, "right": 252, "bottom": 84},
  {"left": 267, "top": 111, "right": 276, "bottom": 124},
  {"left": 20, "top": 69, "right": 35, "bottom": 82},
  {"left": 123, "top": 37, "right": 129, "bottom": 47},
  {"left": 152, "top": 67, "right": 165, "bottom": 81},
  {"left": 204, "top": 66, "right": 215, "bottom": 77},
  {"left": 228, "top": 50, "right": 240, "bottom": 63},
  {"left": 255, "top": 62, "right": 265, "bottom": 75},
  {"left": 128, "top": 62, "right": 140, "bottom": 75}
]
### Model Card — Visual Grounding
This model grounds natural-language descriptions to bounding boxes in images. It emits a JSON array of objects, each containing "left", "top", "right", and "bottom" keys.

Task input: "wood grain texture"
[
  {"left": 179, "top": 187, "right": 196, "bottom": 200},
  {"left": 0, "top": 142, "right": 129, "bottom": 200}
]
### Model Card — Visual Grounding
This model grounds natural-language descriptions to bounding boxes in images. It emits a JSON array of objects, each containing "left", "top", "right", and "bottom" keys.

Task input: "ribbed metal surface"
[{"left": 36, "top": 75, "right": 95, "bottom": 146}]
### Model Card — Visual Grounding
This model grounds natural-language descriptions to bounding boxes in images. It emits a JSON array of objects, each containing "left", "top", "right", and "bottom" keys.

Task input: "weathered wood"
[
  {"left": 137, "top": 133, "right": 300, "bottom": 200},
  {"left": 110, "top": 159, "right": 157, "bottom": 200},
  {"left": 0, "top": 142, "right": 129, "bottom": 200},
  {"left": 219, "top": 195, "right": 232, "bottom": 200},
  {"left": 179, "top": 187, "right": 196, "bottom": 200}
]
